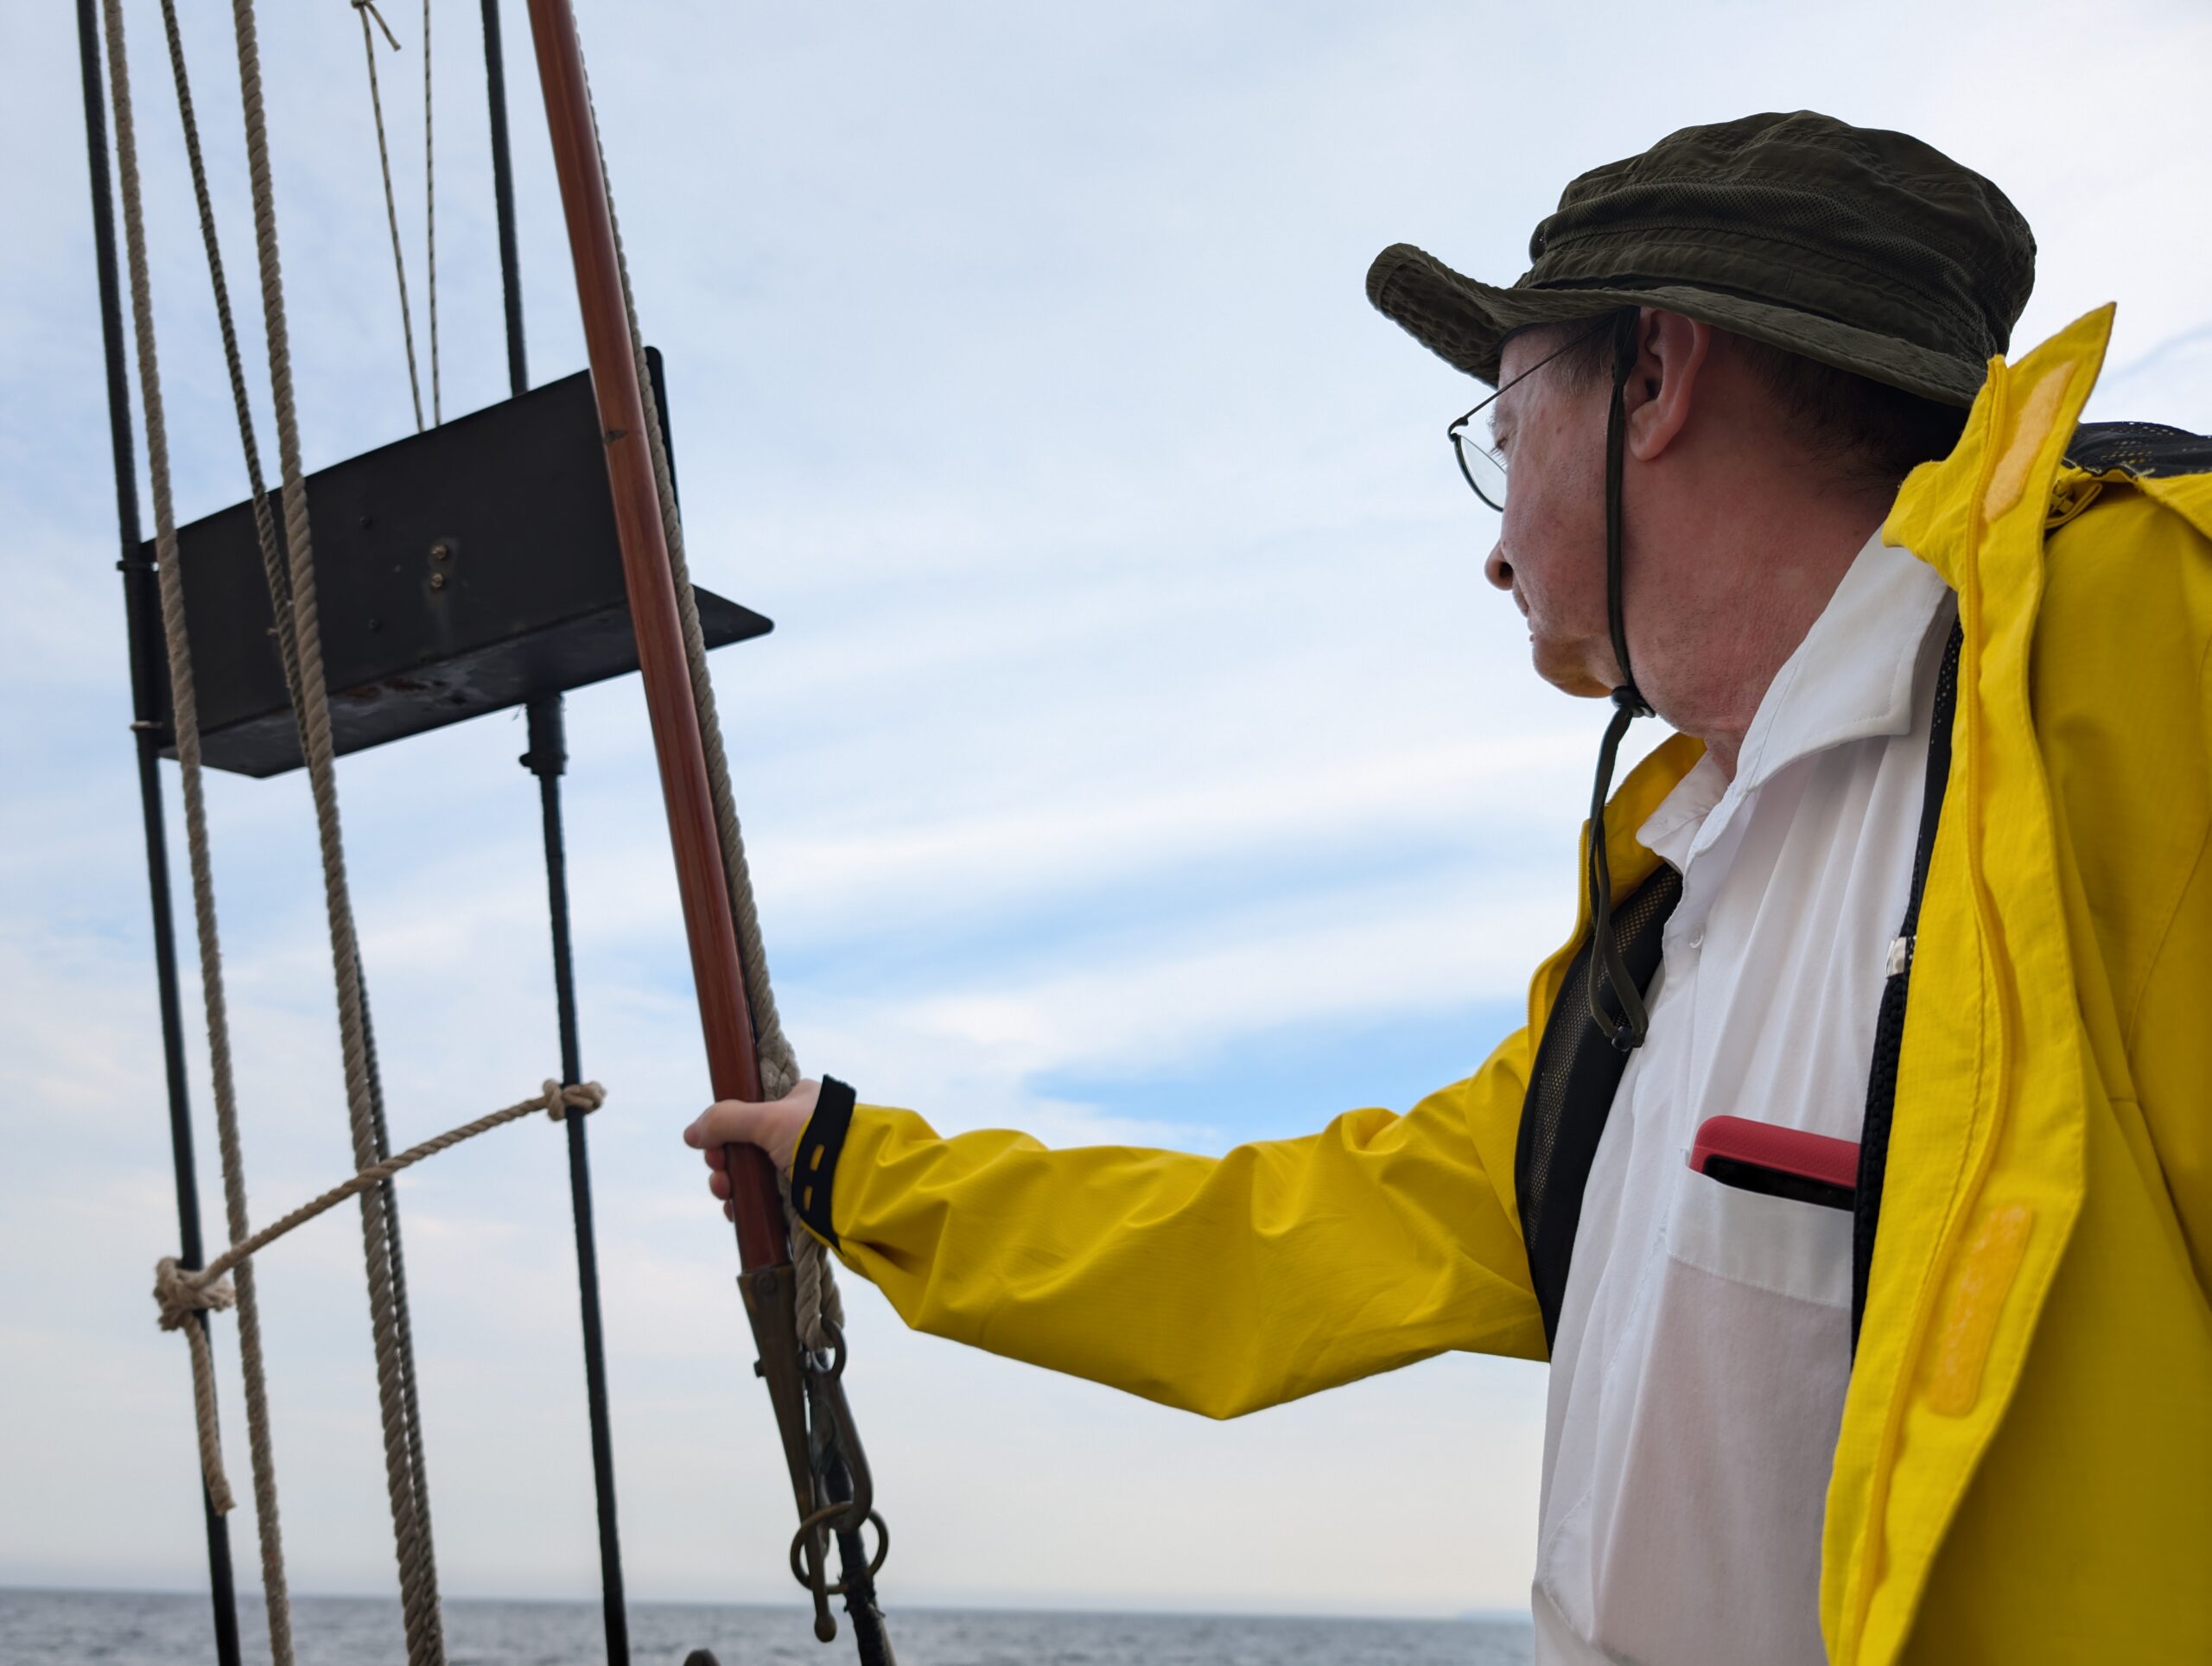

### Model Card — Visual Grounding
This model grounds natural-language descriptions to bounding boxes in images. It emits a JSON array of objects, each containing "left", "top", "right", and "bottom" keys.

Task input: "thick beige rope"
[
  {"left": 155, "top": 0, "right": 302, "bottom": 717},
  {"left": 99, "top": 0, "right": 289, "bottom": 1652},
  {"left": 122, "top": 29, "right": 824, "bottom": 1666},
  {"left": 582, "top": 55, "right": 844, "bottom": 1352},
  {"left": 155, "top": 1084, "right": 606, "bottom": 1520},
  {"left": 232, "top": 2, "right": 442, "bottom": 1656},
  {"left": 153, "top": 1260, "right": 238, "bottom": 1514}
]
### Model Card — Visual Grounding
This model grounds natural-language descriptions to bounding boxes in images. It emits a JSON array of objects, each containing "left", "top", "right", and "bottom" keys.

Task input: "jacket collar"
[{"left": 1882, "top": 302, "right": 2119, "bottom": 588}]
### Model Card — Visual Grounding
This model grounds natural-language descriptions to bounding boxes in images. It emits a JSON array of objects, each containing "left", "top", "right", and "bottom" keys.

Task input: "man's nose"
[{"left": 1484, "top": 540, "right": 1514, "bottom": 592}]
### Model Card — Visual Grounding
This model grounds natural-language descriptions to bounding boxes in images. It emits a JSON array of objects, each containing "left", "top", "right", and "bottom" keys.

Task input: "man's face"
[{"left": 1484, "top": 332, "right": 1618, "bottom": 698}]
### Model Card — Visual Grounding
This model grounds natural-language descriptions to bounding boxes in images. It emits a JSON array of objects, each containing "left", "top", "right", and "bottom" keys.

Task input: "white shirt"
[{"left": 1532, "top": 530, "right": 1954, "bottom": 1665}]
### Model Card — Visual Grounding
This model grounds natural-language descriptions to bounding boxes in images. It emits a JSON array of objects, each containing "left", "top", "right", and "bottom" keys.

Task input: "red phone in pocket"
[{"left": 1689, "top": 1116, "right": 1859, "bottom": 1211}]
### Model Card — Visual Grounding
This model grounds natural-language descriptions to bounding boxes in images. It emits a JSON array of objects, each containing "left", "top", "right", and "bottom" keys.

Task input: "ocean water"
[{"left": 0, "top": 1589, "right": 1535, "bottom": 1664}]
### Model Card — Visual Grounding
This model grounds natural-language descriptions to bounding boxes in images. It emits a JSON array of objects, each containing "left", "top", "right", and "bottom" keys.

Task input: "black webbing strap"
[
  {"left": 791, "top": 1078, "right": 858, "bottom": 1248},
  {"left": 1517, "top": 862, "right": 1683, "bottom": 1351},
  {"left": 1851, "top": 620, "right": 1963, "bottom": 1351}
]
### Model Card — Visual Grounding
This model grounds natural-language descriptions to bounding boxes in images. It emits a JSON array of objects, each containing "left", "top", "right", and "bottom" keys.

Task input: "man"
[{"left": 686, "top": 113, "right": 2212, "bottom": 1663}]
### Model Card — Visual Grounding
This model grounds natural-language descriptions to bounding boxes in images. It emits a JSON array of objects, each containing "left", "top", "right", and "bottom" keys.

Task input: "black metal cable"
[
  {"left": 480, "top": 0, "right": 527, "bottom": 397},
  {"left": 73, "top": 1, "right": 242, "bottom": 1657},
  {"left": 486, "top": 3, "right": 630, "bottom": 1655},
  {"left": 524, "top": 697, "right": 632, "bottom": 1666}
]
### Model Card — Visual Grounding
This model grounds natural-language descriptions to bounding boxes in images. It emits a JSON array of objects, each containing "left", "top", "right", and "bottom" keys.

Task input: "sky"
[{"left": 4, "top": 0, "right": 2209, "bottom": 1641}]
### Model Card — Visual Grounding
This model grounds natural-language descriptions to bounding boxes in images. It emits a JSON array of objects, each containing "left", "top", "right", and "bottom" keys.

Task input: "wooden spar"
[
  {"left": 518, "top": 26, "right": 893, "bottom": 1649},
  {"left": 523, "top": 0, "right": 787, "bottom": 1273}
]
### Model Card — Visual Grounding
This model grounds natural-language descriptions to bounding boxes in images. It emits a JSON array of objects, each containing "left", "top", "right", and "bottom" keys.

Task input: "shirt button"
[{"left": 1687, "top": 928, "right": 1706, "bottom": 950}]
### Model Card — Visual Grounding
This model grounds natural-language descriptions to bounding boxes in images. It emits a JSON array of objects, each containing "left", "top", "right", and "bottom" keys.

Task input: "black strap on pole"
[
  {"left": 73, "top": 3, "right": 242, "bottom": 1660},
  {"left": 486, "top": 3, "right": 631, "bottom": 1658}
]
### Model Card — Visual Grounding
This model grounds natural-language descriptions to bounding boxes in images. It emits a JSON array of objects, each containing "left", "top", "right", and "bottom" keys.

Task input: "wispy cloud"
[{"left": 6, "top": 0, "right": 2209, "bottom": 1622}]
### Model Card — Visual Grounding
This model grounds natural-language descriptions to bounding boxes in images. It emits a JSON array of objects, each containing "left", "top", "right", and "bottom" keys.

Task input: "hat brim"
[{"left": 1367, "top": 243, "right": 1988, "bottom": 408}]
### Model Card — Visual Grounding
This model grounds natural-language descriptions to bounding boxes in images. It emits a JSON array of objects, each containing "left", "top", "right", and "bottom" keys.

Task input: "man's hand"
[{"left": 684, "top": 1079, "right": 820, "bottom": 1220}]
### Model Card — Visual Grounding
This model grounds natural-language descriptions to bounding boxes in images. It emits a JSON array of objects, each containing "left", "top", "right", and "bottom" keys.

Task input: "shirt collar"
[{"left": 1636, "top": 527, "right": 1950, "bottom": 865}]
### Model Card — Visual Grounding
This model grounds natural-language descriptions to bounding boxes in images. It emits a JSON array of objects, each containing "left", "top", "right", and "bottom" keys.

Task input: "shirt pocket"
[
  {"left": 1578, "top": 1165, "right": 1854, "bottom": 1665},
  {"left": 1665, "top": 1160, "right": 1854, "bottom": 1307}
]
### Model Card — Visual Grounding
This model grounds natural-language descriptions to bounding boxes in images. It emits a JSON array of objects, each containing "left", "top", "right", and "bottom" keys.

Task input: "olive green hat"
[{"left": 1366, "top": 111, "right": 2035, "bottom": 407}]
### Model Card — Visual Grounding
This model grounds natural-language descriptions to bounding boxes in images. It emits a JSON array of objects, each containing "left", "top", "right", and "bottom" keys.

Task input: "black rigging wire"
[{"left": 482, "top": 1, "right": 633, "bottom": 1658}]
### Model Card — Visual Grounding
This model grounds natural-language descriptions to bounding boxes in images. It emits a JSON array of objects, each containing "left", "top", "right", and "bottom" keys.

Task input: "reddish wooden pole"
[
  {"left": 521, "top": 16, "right": 897, "bottom": 1650},
  {"left": 517, "top": 16, "right": 893, "bottom": 1650},
  {"left": 524, "top": 0, "right": 786, "bottom": 1272}
]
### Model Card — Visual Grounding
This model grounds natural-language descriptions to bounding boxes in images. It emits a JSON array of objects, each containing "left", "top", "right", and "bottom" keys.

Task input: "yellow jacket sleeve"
[{"left": 808, "top": 1030, "right": 1547, "bottom": 1420}]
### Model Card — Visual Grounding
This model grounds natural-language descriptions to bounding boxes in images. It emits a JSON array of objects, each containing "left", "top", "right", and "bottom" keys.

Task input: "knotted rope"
[
  {"left": 233, "top": 0, "right": 445, "bottom": 1654},
  {"left": 101, "top": 0, "right": 293, "bottom": 1652},
  {"left": 111, "top": 15, "right": 836, "bottom": 1665},
  {"left": 124, "top": 3, "right": 446, "bottom": 1656},
  {"left": 152, "top": 1083, "right": 607, "bottom": 1532},
  {"left": 153, "top": 1258, "right": 239, "bottom": 1516}
]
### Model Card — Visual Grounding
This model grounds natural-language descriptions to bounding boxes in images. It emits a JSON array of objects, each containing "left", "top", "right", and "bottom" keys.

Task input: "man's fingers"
[
  {"left": 686, "top": 1097, "right": 770, "bottom": 1151},
  {"left": 708, "top": 1167, "right": 731, "bottom": 1201},
  {"left": 682, "top": 1080, "right": 821, "bottom": 1178}
]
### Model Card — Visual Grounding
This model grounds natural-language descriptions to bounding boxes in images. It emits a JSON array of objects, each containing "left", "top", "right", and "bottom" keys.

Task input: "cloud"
[{"left": 5, "top": 0, "right": 2209, "bottom": 1627}]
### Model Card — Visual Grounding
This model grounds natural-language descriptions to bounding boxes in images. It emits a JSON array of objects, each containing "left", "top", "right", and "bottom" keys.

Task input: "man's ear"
[{"left": 1624, "top": 309, "right": 1710, "bottom": 462}]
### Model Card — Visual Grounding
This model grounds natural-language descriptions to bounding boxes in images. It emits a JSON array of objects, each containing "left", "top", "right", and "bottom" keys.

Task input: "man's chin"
[{"left": 1533, "top": 640, "right": 1613, "bottom": 700}]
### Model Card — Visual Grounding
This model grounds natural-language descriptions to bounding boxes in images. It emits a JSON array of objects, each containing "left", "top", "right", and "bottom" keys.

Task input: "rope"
[
  {"left": 154, "top": 1258, "right": 238, "bottom": 1515},
  {"left": 231, "top": 1, "right": 444, "bottom": 1656},
  {"left": 580, "top": 54, "right": 843, "bottom": 1350},
  {"left": 154, "top": 1084, "right": 607, "bottom": 1527},
  {"left": 99, "top": 0, "right": 287, "bottom": 1652},
  {"left": 184, "top": 1084, "right": 608, "bottom": 1298},
  {"left": 156, "top": 10, "right": 436, "bottom": 1657},
  {"left": 354, "top": 971, "right": 437, "bottom": 1642},
  {"left": 421, "top": 0, "right": 437, "bottom": 423},
  {"left": 351, "top": 0, "right": 424, "bottom": 433},
  {"left": 144, "top": 0, "right": 301, "bottom": 1644},
  {"left": 122, "top": 16, "right": 829, "bottom": 1653},
  {"left": 155, "top": 0, "right": 302, "bottom": 716}
]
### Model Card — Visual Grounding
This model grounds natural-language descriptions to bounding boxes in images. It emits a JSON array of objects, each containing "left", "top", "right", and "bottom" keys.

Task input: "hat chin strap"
[{"left": 1586, "top": 309, "right": 1655, "bottom": 1051}]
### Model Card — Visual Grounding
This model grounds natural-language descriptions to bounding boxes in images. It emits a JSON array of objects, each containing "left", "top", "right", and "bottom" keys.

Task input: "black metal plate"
[{"left": 145, "top": 351, "right": 771, "bottom": 778}]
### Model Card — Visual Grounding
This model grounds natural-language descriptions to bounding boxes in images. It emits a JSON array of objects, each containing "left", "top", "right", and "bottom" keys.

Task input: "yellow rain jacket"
[{"left": 804, "top": 308, "right": 2212, "bottom": 1663}]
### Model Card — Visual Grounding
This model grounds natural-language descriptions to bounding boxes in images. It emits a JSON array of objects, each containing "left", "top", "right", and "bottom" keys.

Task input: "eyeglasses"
[{"left": 1446, "top": 318, "right": 1616, "bottom": 512}]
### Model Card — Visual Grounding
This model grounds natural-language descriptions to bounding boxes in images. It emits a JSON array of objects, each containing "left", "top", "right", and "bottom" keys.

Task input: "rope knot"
[
  {"left": 154, "top": 1255, "right": 235, "bottom": 1333},
  {"left": 152, "top": 1256, "right": 236, "bottom": 1515},
  {"left": 543, "top": 1079, "right": 607, "bottom": 1122},
  {"left": 352, "top": 0, "right": 402, "bottom": 52}
]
